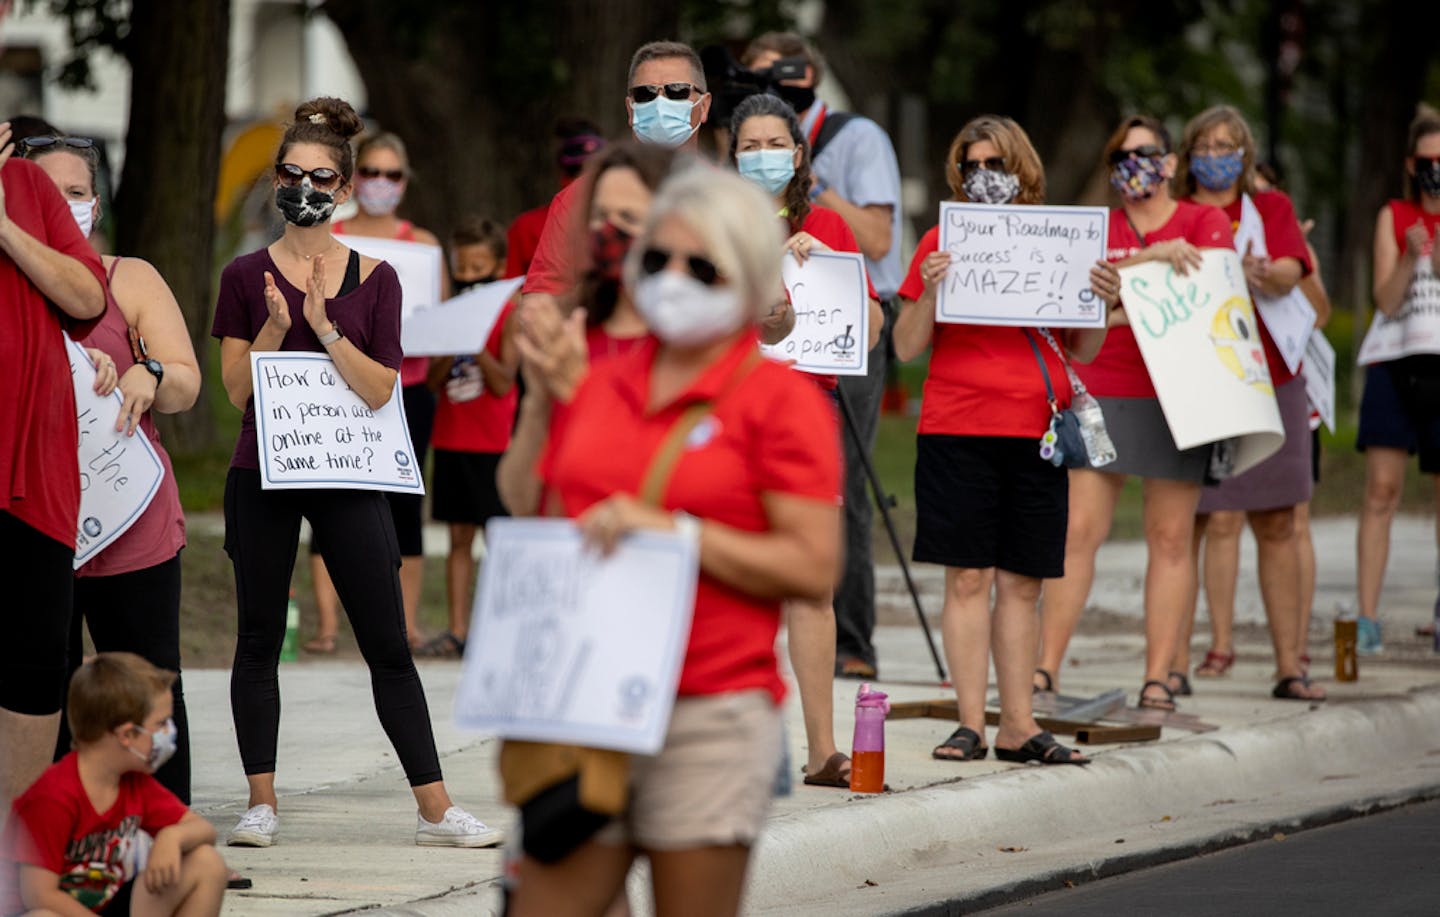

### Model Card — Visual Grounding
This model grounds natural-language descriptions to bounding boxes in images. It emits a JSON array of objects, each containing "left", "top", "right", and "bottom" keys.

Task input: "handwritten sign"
[
  {"left": 1119, "top": 249, "right": 1284, "bottom": 475},
  {"left": 1356, "top": 259, "right": 1440, "bottom": 365},
  {"left": 453, "top": 518, "right": 699, "bottom": 755},
  {"left": 250, "top": 352, "right": 423, "bottom": 494},
  {"left": 1302, "top": 330, "right": 1336, "bottom": 433},
  {"left": 339, "top": 235, "right": 443, "bottom": 322},
  {"left": 67, "top": 338, "right": 165, "bottom": 568},
  {"left": 761, "top": 251, "right": 869, "bottom": 376},
  {"left": 936, "top": 202, "right": 1108, "bottom": 328},
  {"left": 400, "top": 276, "right": 522, "bottom": 357}
]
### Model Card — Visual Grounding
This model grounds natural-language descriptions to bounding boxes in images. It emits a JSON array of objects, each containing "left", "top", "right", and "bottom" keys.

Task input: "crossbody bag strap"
[
  {"left": 1037, "top": 328, "right": 1089, "bottom": 397},
  {"left": 636, "top": 348, "right": 764, "bottom": 507},
  {"left": 1023, "top": 330, "right": 1060, "bottom": 416}
]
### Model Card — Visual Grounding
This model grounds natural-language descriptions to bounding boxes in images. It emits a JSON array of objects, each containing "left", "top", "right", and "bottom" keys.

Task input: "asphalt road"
[{"left": 972, "top": 798, "right": 1440, "bottom": 917}]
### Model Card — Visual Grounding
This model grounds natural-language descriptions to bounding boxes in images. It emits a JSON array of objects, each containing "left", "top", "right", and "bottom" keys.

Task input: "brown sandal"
[
  {"left": 801, "top": 752, "right": 852, "bottom": 788},
  {"left": 1194, "top": 649, "right": 1235, "bottom": 677}
]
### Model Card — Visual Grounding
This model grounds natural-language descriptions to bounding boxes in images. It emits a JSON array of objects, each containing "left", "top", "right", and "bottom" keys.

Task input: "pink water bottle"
[{"left": 849, "top": 683, "right": 889, "bottom": 793}]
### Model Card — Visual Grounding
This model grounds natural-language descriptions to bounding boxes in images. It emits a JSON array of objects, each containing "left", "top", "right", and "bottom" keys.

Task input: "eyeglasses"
[
  {"left": 276, "top": 162, "right": 342, "bottom": 191},
  {"left": 640, "top": 246, "right": 722, "bottom": 286},
  {"left": 629, "top": 83, "right": 700, "bottom": 104},
  {"left": 357, "top": 166, "right": 405, "bottom": 181},
  {"left": 1109, "top": 144, "right": 1166, "bottom": 164},
  {"left": 1192, "top": 142, "right": 1242, "bottom": 157},
  {"left": 960, "top": 156, "right": 1006, "bottom": 176},
  {"left": 17, "top": 135, "right": 95, "bottom": 156}
]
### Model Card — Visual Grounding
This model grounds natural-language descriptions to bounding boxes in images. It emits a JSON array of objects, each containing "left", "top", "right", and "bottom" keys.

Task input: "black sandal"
[
  {"left": 1138, "top": 679, "right": 1177, "bottom": 711},
  {"left": 1033, "top": 667, "right": 1056, "bottom": 694},
  {"left": 1168, "top": 670, "right": 1193, "bottom": 697},
  {"left": 994, "top": 731, "right": 1090, "bottom": 765},
  {"left": 413, "top": 631, "right": 466, "bottom": 658},
  {"left": 932, "top": 726, "right": 989, "bottom": 761},
  {"left": 1272, "top": 675, "right": 1327, "bottom": 702}
]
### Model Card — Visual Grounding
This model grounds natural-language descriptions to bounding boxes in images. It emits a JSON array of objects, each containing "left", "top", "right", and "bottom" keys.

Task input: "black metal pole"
[{"left": 835, "top": 385, "right": 947, "bottom": 682}]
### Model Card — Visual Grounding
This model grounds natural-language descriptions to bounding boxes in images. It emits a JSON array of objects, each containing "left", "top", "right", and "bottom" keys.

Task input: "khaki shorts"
[{"left": 597, "top": 690, "right": 782, "bottom": 851}]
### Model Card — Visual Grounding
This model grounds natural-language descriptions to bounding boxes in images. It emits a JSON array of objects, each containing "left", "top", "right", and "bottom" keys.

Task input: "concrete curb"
[{"left": 743, "top": 686, "right": 1440, "bottom": 911}]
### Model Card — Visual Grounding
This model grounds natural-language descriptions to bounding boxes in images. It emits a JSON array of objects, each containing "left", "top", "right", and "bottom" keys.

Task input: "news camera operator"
[{"left": 727, "top": 32, "right": 902, "bottom": 680}]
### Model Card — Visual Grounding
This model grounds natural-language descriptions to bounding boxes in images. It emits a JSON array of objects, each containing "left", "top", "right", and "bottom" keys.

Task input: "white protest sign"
[
  {"left": 66, "top": 338, "right": 165, "bottom": 568},
  {"left": 339, "top": 236, "right": 443, "bottom": 322},
  {"left": 453, "top": 518, "right": 699, "bottom": 755},
  {"left": 1302, "top": 330, "right": 1336, "bottom": 433},
  {"left": 1119, "top": 249, "right": 1284, "bottom": 475},
  {"left": 761, "top": 251, "right": 868, "bottom": 376},
  {"left": 1254, "top": 288, "right": 1316, "bottom": 375},
  {"left": 1356, "top": 259, "right": 1440, "bottom": 365},
  {"left": 400, "top": 276, "right": 522, "bottom": 357},
  {"left": 936, "top": 202, "right": 1108, "bottom": 328},
  {"left": 250, "top": 352, "right": 423, "bottom": 494}
]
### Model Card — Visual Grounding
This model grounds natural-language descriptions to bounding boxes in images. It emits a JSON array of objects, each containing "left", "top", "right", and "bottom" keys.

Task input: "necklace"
[{"left": 283, "top": 239, "right": 338, "bottom": 262}]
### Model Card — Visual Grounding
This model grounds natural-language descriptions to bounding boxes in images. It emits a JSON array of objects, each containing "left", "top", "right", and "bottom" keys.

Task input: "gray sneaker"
[
  {"left": 416, "top": 806, "right": 503, "bottom": 848},
  {"left": 227, "top": 804, "right": 278, "bottom": 847}
]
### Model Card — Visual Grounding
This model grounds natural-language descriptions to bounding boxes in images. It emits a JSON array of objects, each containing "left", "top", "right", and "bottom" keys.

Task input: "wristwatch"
[
  {"left": 140, "top": 357, "right": 163, "bottom": 389},
  {"left": 317, "top": 322, "right": 343, "bottom": 347}
]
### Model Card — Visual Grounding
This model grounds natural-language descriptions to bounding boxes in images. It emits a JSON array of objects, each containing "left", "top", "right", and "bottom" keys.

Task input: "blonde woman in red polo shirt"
[
  {"left": 893, "top": 116, "right": 1115, "bottom": 766},
  {"left": 507, "top": 165, "right": 842, "bottom": 916}
]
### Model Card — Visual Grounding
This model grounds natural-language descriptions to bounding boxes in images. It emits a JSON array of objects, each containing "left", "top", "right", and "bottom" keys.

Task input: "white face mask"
[
  {"left": 69, "top": 198, "right": 96, "bottom": 238},
  {"left": 126, "top": 717, "right": 178, "bottom": 772},
  {"left": 633, "top": 270, "right": 746, "bottom": 347}
]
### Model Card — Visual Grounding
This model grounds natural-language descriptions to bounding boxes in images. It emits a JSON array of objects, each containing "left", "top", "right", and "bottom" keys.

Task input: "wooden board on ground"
[{"left": 887, "top": 695, "right": 1212, "bottom": 740}]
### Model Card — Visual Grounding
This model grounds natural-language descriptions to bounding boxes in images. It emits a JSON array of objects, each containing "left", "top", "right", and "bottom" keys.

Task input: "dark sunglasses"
[
  {"left": 1415, "top": 156, "right": 1440, "bottom": 171},
  {"left": 1109, "top": 144, "right": 1166, "bottom": 164},
  {"left": 629, "top": 82, "right": 699, "bottom": 104},
  {"left": 960, "top": 156, "right": 1006, "bottom": 176},
  {"left": 18, "top": 135, "right": 95, "bottom": 156},
  {"left": 357, "top": 166, "right": 405, "bottom": 181},
  {"left": 276, "top": 162, "right": 342, "bottom": 191},
  {"left": 640, "top": 246, "right": 722, "bottom": 286}
]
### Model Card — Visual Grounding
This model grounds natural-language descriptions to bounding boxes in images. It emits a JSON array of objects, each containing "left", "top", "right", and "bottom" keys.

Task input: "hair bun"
[{"left": 293, "top": 97, "right": 364, "bottom": 141}]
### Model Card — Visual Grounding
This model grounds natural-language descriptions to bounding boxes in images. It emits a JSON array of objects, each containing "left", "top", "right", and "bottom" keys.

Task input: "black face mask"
[
  {"left": 775, "top": 84, "right": 815, "bottom": 114},
  {"left": 452, "top": 275, "right": 500, "bottom": 295},
  {"left": 275, "top": 179, "right": 336, "bottom": 227},
  {"left": 1417, "top": 162, "right": 1440, "bottom": 198}
]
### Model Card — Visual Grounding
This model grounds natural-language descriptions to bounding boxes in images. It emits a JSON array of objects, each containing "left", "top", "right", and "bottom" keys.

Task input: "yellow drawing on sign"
[{"left": 1209, "top": 296, "right": 1273, "bottom": 396}]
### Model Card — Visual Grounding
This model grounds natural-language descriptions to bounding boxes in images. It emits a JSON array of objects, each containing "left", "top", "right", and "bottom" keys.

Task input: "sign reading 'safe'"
[{"left": 250, "top": 352, "right": 423, "bottom": 494}]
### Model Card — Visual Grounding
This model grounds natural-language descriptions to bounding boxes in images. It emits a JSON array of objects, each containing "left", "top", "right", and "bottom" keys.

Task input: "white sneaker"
[
  {"left": 227, "top": 804, "right": 279, "bottom": 847},
  {"left": 416, "top": 806, "right": 503, "bottom": 848}
]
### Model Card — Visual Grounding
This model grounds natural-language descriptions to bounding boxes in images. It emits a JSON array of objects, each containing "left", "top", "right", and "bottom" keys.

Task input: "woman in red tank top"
[
  {"left": 27, "top": 141, "right": 201, "bottom": 802},
  {"left": 1355, "top": 107, "right": 1440, "bottom": 652}
]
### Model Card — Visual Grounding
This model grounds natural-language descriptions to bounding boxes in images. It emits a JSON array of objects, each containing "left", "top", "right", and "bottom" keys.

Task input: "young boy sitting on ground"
[{"left": 0, "top": 652, "right": 227, "bottom": 916}]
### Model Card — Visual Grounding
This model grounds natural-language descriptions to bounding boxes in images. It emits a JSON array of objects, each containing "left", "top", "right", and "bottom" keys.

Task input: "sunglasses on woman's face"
[
  {"left": 18, "top": 135, "right": 95, "bottom": 156},
  {"left": 628, "top": 83, "right": 699, "bottom": 104},
  {"left": 960, "top": 156, "right": 1006, "bottom": 176},
  {"left": 357, "top": 166, "right": 404, "bottom": 181},
  {"left": 1109, "top": 145, "right": 1166, "bottom": 164},
  {"left": 276, "top": 162, "right": 342, "bottom": 191},
  {"left": 640, "top": 246, "right": 722, "bottom": 286},
  {"left": 1414, "top": 156, "right": 1440, "bottom": 171}
]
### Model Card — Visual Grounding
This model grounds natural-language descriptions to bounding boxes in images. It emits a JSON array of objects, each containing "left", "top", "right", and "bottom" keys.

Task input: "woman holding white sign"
[
  {"left": 212, "top": 97, "right": 498, "bottom": 849},
  {"left": 26, "top": 136, "right": 202, "bottom": 802},
  {"left": 1354, "top": 107, "right": 1440, "bottom": 654},
  {"left": 1170, "top": 105, "right": 1322, "bottom": 702},
  {"left": 1036, "top": 115, "right": 1234, "bottom": 711},
  {"left": 504, "top": 167, "right": 842, "bottom": 916},
  {"left": 892, "top": 116, "right": 1114, "bottom": 765},
  {"left": 729, "top": 92, "right": 882, "bottom": 788}
]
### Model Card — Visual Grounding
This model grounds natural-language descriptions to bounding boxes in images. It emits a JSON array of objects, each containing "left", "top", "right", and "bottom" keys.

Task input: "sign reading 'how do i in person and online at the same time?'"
[
  {"left": 250, "top": 352, "right": 423, "bottom": 494},
  {"left": 937, "top": 202, "right": 1109, "bottom": 328}
]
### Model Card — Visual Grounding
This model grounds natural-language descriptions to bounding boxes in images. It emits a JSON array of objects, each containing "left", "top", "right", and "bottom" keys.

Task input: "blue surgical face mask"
[
  {"left": 632, "top": 96, "right": 699, "bottom": 148},
  {"left": 1190, "top": 151, "right": 1245, "bottom": 192},
  {"left": 737, "top": 148, "right": 796, "bottom": 195}
]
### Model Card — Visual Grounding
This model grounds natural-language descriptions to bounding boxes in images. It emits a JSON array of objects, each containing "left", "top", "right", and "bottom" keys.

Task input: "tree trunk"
[{"left": 112, "top": 0, "right": 231, "bottom": 454}]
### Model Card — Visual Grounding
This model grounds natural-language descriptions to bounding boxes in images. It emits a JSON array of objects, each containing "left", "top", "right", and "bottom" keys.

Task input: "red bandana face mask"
[{"left": 590, "top": 221, "right": 634, "bottom": 283}]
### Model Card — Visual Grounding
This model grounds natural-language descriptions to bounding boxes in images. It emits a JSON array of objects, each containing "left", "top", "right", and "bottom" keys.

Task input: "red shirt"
[
  {"left": 76, "top": 259, "right": 185, "bottom": 577},
  {"left": 432, "top": 301, "right": 517, "bottom": 454},
  {"left": 1386, "top": 198, "right": 1440, "bottom": 254},
  {"left": 791, "top": 206, "right": 880, "bottom": 392},
  {"left": 586, "top": 325, "right": 650, "bottom": 363},
  {"left": 541, "top": 332, "right": 841, "bottom": 703},
  {"left": 0, "top": 752, "right": 189, "bottom": 914},
  {"left": 1215, "top": 190, "right": 1312, "bottom": 386},
  {"left": 1077, "top": 202, "right": 1233, "bottom": 398},
  {"left": 0, "top": 158, "right": 107, "bottom": 548},
  {"left": 899, "top": 226, "right": 1070, "bottom": 438},
  {"left": 506, "top": 204, "right": 550, "bottom": 279},
  {"left": 521, "top": 181, "right": 585, "bottom": 297},
  {"left": 334, "top": 219, "right": 430, "bottom": 387}
]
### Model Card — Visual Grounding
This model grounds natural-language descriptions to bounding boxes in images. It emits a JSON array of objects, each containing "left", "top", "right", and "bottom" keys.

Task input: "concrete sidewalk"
[{"left": 187, "top": 516, "right": 1440, "bottom": 916}]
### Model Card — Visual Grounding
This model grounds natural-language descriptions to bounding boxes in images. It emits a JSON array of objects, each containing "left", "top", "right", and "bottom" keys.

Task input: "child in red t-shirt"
[{"left": 1, "top": 653, "right": 226, "bottom": 916}]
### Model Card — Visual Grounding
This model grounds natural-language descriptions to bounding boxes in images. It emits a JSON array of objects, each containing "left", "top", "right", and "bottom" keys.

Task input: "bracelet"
[
  {"left": 317, "top": 323, "right": 342, "bottom": 347},
  {"left": 672, "top": 511, "right": 701, "bottom": 545}
]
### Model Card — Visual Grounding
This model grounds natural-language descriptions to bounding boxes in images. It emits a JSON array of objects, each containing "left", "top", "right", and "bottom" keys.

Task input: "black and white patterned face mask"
[
  {"left": 1417, "top": 160, "right": 1440, "bottom": 199},
  {"left": 962, "top": 167, "right": 1021, "bottom": 205},
  {"left": 275, "top": 177, "right": 337, "bottom": 227}
]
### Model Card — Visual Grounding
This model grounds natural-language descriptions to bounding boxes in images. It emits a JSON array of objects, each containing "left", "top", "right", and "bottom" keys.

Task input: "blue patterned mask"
[{"left": 1190, "top": 151, "right": 1245, "bottom": 192}]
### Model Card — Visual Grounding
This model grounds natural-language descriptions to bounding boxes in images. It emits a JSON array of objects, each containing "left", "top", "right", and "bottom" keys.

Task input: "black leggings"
[
  {"left": 223, "top": 468, "right": 442, "bottom": 786},
  {"left": 0, "top": 511, "right": 74, "bottom": 715},
  {"left": 54, "top": 554, "right": 191, "bottom": 803}
]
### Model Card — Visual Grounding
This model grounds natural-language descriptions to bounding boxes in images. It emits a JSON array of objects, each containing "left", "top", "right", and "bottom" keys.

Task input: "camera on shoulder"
[{"left": 700, "top": 45, "right": 814, "bottom": 123}]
